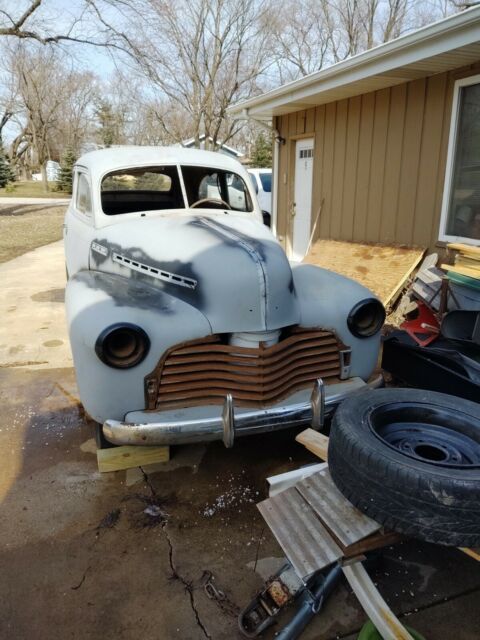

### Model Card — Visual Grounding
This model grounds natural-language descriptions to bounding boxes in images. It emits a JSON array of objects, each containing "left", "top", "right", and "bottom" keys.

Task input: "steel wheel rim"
[{"left": 368, "top": 401, "right": 480, "bottom": 468}]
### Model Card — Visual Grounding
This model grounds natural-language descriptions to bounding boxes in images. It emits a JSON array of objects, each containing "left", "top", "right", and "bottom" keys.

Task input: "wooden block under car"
[{"left": 97, "top": 444, "right": 170, "bottom": 473}]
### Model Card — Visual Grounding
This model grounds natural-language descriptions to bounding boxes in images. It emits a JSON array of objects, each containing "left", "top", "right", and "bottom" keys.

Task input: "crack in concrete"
[
  {"left": 139, "top": 466, "right": 211, "bottom": 639},
  {"left": 163, "top": 524, "right": 212, "bottom": 640}
]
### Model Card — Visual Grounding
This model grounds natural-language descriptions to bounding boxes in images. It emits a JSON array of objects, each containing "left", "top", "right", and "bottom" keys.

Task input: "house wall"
[{"left": 274, "top": 61, "right": 480, "bottom": 253}]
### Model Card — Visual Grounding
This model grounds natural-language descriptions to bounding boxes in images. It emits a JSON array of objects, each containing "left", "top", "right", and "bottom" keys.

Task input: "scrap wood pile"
[{"left": 442, "top": 242, "right": 480, "bottom": 289}]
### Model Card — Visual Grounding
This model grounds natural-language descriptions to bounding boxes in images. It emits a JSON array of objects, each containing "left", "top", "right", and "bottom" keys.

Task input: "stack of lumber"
[{"left": 442, "top": 243, "right": 480, "bottom": 289}]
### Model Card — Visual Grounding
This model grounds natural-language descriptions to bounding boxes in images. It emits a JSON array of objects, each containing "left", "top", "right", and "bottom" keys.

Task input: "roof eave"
[{"left": 229, "top": 6, "right": 480, "bottom": 119}]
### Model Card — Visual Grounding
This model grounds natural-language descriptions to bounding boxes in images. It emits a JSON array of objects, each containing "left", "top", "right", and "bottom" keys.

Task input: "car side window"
[{"left": 75, "top": 173, "right": 92, "bottom": 215}]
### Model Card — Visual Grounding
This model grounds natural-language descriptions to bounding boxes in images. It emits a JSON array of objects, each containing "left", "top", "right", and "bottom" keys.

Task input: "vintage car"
[{"left": 64, "top": 146, "right": 385, "bottom": 448}]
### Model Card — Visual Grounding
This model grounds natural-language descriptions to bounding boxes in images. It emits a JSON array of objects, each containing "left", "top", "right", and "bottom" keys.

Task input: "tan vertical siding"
[
  {"left": 366, "top": 89, "right": 390, "bottom": 242},
  {"left": 353, "top": 92, "right": 375, "bottom": 241},
  {"left": 275, "top": 61, "right": 480, "bottom": 251}
]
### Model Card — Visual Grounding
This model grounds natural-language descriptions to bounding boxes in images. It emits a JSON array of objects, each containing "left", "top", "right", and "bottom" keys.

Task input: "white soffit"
[{"left": 229, "top": 7, "right": 480, "bottom": 118}]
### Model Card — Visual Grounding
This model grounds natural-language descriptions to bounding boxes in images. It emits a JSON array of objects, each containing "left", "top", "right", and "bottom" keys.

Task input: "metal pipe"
[{"left": 275, "top": 564, "right": 343, "bottom": 640}]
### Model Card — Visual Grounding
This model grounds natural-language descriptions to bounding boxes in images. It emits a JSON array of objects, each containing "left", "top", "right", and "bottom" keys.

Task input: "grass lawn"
[
  {"left": 0, "top": 202, "right": 66, "bottom": 263},
  {"left": 0, "top": 181, "right": 70, "bottom": 198}
]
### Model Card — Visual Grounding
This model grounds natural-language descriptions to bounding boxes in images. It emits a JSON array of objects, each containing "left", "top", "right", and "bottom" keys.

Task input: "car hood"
[{"left": 90, "top": 213, "right": 299, "bottom": 333}]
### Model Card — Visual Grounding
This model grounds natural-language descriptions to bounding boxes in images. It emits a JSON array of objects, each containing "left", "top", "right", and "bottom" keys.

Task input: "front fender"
[
  {"left": 291, "top": 263, "right": 382, "bottom": 381},
  {"left": 65, "top": 270, "right": 212, "bottom": 422}
]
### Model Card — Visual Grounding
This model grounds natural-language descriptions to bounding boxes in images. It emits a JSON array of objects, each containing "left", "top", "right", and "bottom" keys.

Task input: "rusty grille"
[{"left": 147, "top": 328, "right": 344, "bottom": 410}]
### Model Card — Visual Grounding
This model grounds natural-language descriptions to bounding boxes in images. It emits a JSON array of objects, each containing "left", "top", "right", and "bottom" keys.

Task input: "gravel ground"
[{"left": 0, "top": 203, "right": 66, "bottom": 264}]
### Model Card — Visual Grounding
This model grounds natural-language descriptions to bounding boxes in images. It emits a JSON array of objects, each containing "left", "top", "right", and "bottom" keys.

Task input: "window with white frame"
[{"left": 439, "top": 75, "right": 480, "bottom": 244}]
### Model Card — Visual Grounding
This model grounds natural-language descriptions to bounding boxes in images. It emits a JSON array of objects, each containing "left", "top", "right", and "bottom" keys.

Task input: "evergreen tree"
[
  {"left": 95, "top": 100, "right": 122, "bottom": 147},
  {"left": 57, "top": 148, "right": 76, "bottom": 193},
  {"left": 0, "top": 147, "right": 15, "bottom": 188},
  {"left": 250, "top": 132, "right": 272, "bottom": 168}
]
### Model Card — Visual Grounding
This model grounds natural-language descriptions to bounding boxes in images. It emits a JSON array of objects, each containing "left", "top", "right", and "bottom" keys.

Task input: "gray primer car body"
[{"left": 64, "top": 146, "right": 383, "bottom": 447}]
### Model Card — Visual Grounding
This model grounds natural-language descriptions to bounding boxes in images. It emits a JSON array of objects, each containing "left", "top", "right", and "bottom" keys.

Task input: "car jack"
[{"left": 238, "top": 561, "right": 342, "bottom": 639}]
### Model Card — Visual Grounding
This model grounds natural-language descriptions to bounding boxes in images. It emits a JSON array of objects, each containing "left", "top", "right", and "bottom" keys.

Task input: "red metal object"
[{"left": 400, "top": 301, "right": 440, "bottom": 347}]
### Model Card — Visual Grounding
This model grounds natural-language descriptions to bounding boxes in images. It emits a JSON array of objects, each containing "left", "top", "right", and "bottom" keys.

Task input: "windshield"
[
  {"left": 101, "top": 164, "right": 253, "bottom": 215},
  {"left": 182, "top": 166, "right": 253, "bottom": 212}
]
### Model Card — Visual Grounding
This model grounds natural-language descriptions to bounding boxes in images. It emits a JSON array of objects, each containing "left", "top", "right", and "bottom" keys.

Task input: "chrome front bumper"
[{"left": 103, "top": 375, "right": 383, "bottom": 447}]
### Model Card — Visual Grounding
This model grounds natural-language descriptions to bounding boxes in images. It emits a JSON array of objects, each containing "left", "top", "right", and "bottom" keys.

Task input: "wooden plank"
[
  {"left": 448, "top": 243, "right": 480, "bottom": 257},
  {"left": 295, "top": 428, "right": 329, "bottom": 461},
  {"left": 296, "top": 469, "right": 381, "bottom": 547},
  {"left": 383, "top": 248, "right": 426, "bottom": 308},
  {"left": 343, "top": 529, "right": 403, "bottom": 558},
  {"left": 459, "top": 547, "right": 480, "bottom": 562},
  {"left": 305, "top": 240, "right": 425, "bottom": 306},
  {"left": 257, "top": 487, "right": 343, "bottom": 579},
  {"left": 97, "top": 445, "right": 169, "bottom": 473},
  {"left": 441, "top": 263, "right": 480, "bottom": 280},
  {"left": 456, "top": 257, "right": 480, "bottom": 270},
  {"left": 353, "top": 92, "right": 375, "bottom": 242}
]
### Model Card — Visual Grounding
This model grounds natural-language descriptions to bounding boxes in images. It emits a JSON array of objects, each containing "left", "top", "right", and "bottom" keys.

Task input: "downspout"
[{"left": 237, "top": 109, "right": 281, "bottom": 240}]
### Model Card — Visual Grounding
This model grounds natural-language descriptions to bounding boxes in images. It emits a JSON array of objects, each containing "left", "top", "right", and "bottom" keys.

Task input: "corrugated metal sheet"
[
  {"left": 257, "top": 487, "right": 342, "bottom": 579},
  {"left": 295, "top": 469, "right": 381, "bottom": 547}
]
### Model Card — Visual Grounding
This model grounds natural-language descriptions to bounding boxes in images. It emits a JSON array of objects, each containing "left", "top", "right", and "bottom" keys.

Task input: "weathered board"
[
  {"left": 295, "top": 428, "right": 329, "bottom": 461},
  {"left": 304, "top": 240, "right": 425, "bottom": 308},
  {"left": 97, "top": 445, "right": 170, "bottom": 473}
]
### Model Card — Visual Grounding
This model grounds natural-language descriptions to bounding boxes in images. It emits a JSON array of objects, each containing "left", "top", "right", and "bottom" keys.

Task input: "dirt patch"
[
  {"left": 0, "top": 203, "right": 66, "bottom": 263},
  {"left": 31, "top": 288, "right": 65, "bottom": 303}
]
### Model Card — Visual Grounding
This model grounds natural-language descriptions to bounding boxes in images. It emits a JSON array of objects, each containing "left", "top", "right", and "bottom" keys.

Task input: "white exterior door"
[{"left": 292, "top": 139, "right": 314, "bottom": 261}]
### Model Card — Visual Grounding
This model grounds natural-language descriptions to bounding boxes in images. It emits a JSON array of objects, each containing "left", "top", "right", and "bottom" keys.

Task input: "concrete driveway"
[
  {"left": 1, "top": 241, "right": 479, "bottom": 640},
  {"left": 0, "top": 240, "right": 72, "bottom": 369}
]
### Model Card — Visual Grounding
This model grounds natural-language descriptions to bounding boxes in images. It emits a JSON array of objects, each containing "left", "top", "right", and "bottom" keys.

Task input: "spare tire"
[{"left": 328, "top": 388, "right": 480, "bottom": 546}]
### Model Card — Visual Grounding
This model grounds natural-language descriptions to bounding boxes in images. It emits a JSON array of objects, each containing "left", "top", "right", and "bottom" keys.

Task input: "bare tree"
[
  {"left": 9, "top": 44, "right": 97, "bottom": 188},
  {"left": 98, "top": 0, "right": 274, "bottom": 148},
  {"left": 0, "top": 0, "right": 136, "bottom": 52},
  {"left": 272, "top": 0, "right": 464, "bottom": 81}
]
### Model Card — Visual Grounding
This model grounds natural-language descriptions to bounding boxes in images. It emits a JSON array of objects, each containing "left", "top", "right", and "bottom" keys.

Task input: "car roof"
[{"left": 75, "top": 145, "right": 246, "bottom": 176}]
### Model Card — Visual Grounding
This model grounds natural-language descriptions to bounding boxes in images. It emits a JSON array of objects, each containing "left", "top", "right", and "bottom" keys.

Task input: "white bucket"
[{"left": 229, "top": 330, "right": 281, "bottom": 349}]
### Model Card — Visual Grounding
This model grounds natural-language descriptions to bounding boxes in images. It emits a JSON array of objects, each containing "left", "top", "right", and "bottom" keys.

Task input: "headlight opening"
[
  {"left": 95, "top": 323, "right": 150, "bottom": 368},
  {"left": 347, "top": 298, "right": 385, "bottom": 338}
]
